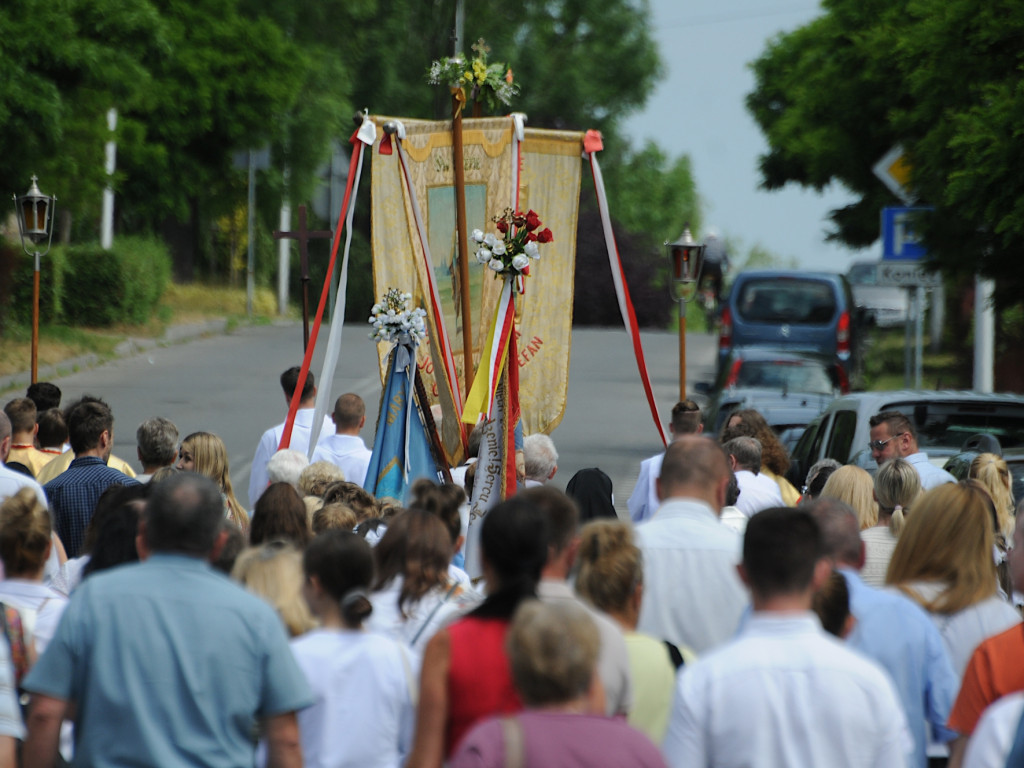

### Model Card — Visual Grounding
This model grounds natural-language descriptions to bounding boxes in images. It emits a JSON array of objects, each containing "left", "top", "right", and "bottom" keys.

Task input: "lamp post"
[
  {"left": 666, "top": 225, "right": 706, "bottom": 401},
  {"left": 13, "top": 176, "right": 56, "bottom": 384}
]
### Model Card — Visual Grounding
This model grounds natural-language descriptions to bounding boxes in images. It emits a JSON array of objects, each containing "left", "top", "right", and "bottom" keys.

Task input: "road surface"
[{"left": 40, "top": 322, "right": 717, "bottom": 513}]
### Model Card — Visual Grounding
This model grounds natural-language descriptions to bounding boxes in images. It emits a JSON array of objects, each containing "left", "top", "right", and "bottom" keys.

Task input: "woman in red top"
[{"left": 405, "top": 496, "right": 549, "bottom": 767}]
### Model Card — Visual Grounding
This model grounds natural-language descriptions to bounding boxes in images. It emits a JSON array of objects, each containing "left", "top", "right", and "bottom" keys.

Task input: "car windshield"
[
  {"left": 735, "top": 278, "right": 837, "bottom": 325},
  {"left": 733, "top": 360, "right": 835, "bottom": 394},
  {"left": 886, "top": 400, "right": 1024, "bottom": 452}
]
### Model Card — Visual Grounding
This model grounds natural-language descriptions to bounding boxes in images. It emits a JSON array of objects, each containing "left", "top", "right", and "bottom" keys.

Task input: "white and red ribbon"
[{"left": 584, "top": 131, "right": 668, "bottom": 447}]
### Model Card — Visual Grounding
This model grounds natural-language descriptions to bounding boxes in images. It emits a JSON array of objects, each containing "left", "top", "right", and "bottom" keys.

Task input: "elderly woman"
[{"left": 451, "top": 600, "right": 666, "bottom": 768}]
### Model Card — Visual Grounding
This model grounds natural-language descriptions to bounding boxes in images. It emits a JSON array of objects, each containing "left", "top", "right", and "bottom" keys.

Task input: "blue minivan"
[{"left": 717, "top": 270, "right": 862, "bottom": 378}]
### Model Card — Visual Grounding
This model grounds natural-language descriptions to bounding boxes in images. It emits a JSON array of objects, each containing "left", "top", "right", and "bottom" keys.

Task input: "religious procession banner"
[{"left": 370, "top": 116, "right": 582, "bottom": 460}]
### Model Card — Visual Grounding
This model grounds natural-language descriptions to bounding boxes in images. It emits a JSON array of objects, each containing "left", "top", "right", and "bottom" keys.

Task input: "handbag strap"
[
  {"left": 500, "top": 716, "right": 524, "bottom": 768},
  {"left": 409, "top": 583, "right": 460, "bottom": 647}
]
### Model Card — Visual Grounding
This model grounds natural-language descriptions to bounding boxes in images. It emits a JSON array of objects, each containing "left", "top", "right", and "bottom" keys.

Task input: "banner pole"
[{"left": 451, "top": 91, "right": 475, "bottom": 401}]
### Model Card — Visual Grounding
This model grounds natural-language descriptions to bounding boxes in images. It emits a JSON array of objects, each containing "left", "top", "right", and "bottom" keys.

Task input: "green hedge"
[
  {"left": 61, "top": 236, "right": 172, "bottom": 326},
  {"left": 4, "top": 244, "right": 67, "bottom": 326}
]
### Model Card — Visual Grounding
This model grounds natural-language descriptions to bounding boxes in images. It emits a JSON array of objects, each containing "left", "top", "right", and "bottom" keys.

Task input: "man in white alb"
[
  {"left": 311, "top": 393, "right": 373, "bottom": 488},
  {"left": 249, "top": 366, "right": 333, "bottom": 506},
  {"left": 628, "top": 400, "right": 702, "bottom": 523}
]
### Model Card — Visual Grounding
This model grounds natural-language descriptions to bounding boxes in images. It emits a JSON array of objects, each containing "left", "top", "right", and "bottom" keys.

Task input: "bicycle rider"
[{"left": 700, "top": 230, "right": 730, "bottom": 307}]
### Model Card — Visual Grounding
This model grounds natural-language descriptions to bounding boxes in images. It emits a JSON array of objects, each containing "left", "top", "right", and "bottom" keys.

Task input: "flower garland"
[
  {"left": 427, "top": 38, "right": 518, "bottom": 112},
  {"left": 473, "top": 208, "right": 553, "bottom": 278},
  {"left": 368, "top": 288, "right": 427, "bottom": 344}
]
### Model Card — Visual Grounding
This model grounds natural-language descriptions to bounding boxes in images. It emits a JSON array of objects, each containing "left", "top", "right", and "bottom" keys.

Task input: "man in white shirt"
[
  {"left": 310, "top": 393, "right": 373, "bottom": 489},
  {"left": 628, "top": 400, "right": 703, "bottom": 523},
  {"left": 869, "top": 410, "right": 955, "bottom": 490},
  {"left": 663, "top": 507, "right": 912, "bottom": 768},
  {"left": 723, "top": 436, "right": 783, "bottom": 517},
  {"left": 523, "top": 485, "right": 633, "bottom": 718},
  {"left": 248, "top": 366, "right": 333, "bottom": 506},
  {"left": 634, "top": 436, "right": 747, "bottom": 654}
]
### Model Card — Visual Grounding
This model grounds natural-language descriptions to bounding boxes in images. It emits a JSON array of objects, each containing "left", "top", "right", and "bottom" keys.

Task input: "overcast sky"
[{"left": 623, "top": 0, "right": 877, "bottom": 272}]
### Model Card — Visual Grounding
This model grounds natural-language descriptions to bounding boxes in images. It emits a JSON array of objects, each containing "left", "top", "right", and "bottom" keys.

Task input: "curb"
[{"left": 0, "top": 318, "right": 230, "bottom": 394}]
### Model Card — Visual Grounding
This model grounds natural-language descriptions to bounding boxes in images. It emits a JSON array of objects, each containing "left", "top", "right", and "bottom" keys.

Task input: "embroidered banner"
[{"left": 370, "top": 117, "right": 581, "bottom": 457}]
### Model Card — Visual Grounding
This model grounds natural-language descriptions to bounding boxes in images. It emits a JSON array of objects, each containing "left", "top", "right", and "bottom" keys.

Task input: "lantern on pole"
[
  {"left": 665, "top": 225, "right": 705, "bottom": 400},
  {"left": 13, "top": 176, "right": 56, "bottom": 384}
]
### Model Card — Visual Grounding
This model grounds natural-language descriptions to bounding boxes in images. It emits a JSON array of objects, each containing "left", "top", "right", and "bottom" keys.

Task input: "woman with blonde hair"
[
  {"left": 821, "top": 465, "right": 877, "bottom": 529},
  {"left": 885, "top": 481, "right": 1020, "bottom": 678},
  {"left": 176, "top": 431, "right": 249, "bottom": 531},
  {"left": 575, "top": 519, "right": 688, "bottom": 744},
  {"left": 969, "top": 452, "right": 1014, "bottom": 540},
  {"left": 231, "top": 541, "right": 317, "bottom": 638},
  {"left": 860, "top": 459, "right": 921, "bottom": 586},
  {"left": 0, "top": 488, "right": 68, "bottom": 655}
]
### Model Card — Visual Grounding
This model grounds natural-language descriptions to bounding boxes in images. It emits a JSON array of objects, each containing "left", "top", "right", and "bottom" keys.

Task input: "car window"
[
  {"left": 847, "top": 263, "right": 877, "bottom": 285},
  {"left": 826, "top": 410, "right": 858, "bottom": 462},
  {"left": 735, "top": 278, "right": 838, "bottom": 325},
  {"left": 885, "top": 401, "right": 1024, "bottom": 452},
  {"left": 734, "top": 361, "right": 834, "bottom": 394}
]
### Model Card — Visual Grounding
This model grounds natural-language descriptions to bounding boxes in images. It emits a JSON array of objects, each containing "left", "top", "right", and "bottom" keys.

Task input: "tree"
[{"left": 747, "top": 0, "right": 1024, "bottom": 303}]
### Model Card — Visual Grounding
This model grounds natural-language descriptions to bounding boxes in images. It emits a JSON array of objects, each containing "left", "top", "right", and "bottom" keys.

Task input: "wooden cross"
[{"left": 273, "top": 204, "right": 332, "bottom": 350}]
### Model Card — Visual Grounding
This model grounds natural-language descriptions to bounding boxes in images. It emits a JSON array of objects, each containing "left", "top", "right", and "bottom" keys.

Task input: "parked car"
[
  {"left": 699, "top": 347, "right": 846, "bottom": 437},
  {"left": 786, "top": 390, "right": 1024, "bottom": 488},
  {"left": 846, "top": 260, "right": 910, "bottom": 327},
  {"left": 718, "top": 270, "right": 863, "bottom": 379}
]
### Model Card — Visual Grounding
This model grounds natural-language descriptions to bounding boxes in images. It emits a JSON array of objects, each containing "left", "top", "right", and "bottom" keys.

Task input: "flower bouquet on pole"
[
  {"left": 363, "top": 289, "right": 447, "bottom": 501},
  {"left": 461, "top": 209, "right": 552, "bottom": 577}
]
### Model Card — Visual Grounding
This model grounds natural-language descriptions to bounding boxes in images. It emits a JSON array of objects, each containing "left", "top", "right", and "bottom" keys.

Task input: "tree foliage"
[
  {"left": 747, "top": 0, "right": 1024, "bottom": 303},
  {"left": 2, "top": 0, "right": 699, "bottom": 327}
]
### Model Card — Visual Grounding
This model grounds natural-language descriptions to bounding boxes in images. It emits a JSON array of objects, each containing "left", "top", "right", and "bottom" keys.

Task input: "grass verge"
[
  {"left": 861, "top": 326, "right": 968, "bottom": 391},
  {"left": 0, "top": 282, "right": 285, "bottom": 378}
]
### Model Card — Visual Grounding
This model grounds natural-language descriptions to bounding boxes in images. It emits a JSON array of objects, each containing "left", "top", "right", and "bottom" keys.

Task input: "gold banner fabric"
[{"left": 370, "top": 116, "right": 582, "bottom": 451}]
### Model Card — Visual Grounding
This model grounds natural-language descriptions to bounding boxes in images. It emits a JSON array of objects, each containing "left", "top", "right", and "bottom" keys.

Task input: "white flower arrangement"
[{"left": 368, "top": 288, "right": 428, "bottom": 344}]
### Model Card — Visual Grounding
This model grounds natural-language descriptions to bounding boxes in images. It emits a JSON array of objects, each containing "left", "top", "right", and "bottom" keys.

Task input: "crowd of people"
[{"left": 0, "top": 371, "right": 1021, "bottom": 768}]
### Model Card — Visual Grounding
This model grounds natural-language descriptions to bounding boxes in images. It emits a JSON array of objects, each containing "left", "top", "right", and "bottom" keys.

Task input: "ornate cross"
[{"left": 273, "top": 204, "right": 332, "bottom": 350}]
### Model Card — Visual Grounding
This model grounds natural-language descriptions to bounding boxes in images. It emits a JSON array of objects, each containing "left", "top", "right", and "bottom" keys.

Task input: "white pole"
[
  {"left": 100, "top": 108, "right": 117, "bottom": 250},
  {"left": 278, "top": 200, "right": 290, "bottom": 317},
  {"left": 974, "top": 275, "right": 995, "bottom": 392},
  {"left": 914, "top": 285, "right": 924, "bottom": 389}
]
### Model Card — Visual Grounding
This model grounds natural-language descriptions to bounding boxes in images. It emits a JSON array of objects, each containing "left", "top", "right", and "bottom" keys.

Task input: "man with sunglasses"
[{"left": 868, "top": 410, "right": 955, "bottom": 490}]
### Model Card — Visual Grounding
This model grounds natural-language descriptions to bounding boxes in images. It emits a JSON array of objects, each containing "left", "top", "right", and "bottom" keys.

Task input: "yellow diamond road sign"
[{"left": 873, "top": 145, "right": 916, "bottom": 205}]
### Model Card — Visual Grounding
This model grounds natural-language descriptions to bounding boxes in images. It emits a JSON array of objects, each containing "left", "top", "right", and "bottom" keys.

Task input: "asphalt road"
[{"left": 38, "top": 322, "right": 717, "bottom": 513}]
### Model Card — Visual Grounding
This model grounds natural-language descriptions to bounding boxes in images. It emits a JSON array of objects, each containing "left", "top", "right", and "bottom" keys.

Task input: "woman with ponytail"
[
  {"left": 406, "top": 497, "right": 549, "bottom": 768},
  {"left": 290, "top": 530, "right": 416, "bottom": 768},
  {"left": 862, "top": 458, "right": 921, "bottom": 586},
  {"left": 0, "top": 488, "right": 68, "bottom": 655}
]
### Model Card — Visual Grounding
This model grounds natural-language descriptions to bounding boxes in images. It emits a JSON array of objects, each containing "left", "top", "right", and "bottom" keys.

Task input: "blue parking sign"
[{"left": 881, "top": 206, "right": 933, "bottom": 261}]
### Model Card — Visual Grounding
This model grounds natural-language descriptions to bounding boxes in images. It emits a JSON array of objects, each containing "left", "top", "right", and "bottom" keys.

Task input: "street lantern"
[
  {"left": 665, "top": 225, "right": 705, "bottom": 400},
  {"left": 13, "top": 176, "right": 57, "bottom": 384}
]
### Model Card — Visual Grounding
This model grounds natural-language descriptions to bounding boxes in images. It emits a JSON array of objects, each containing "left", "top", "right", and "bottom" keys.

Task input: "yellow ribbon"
[{"left": 451, "top": 86, "right": 467, "bottom": 120}]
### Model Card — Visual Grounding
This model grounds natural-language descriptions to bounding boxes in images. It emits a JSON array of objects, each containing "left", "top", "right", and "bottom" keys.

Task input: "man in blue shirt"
[
  {"left": 23, "top": 472, "right": 313, "bottom": 768},
  {"left": 808, "top": 496, "right": 959, "bottom": 768},
  {"left": 42, "top": 397, "right": 138, "bottom": 557}
]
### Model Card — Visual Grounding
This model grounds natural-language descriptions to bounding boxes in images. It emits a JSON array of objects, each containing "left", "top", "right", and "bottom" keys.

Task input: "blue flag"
[{"left": 364, "top": 343, "right": 438, "bottom": 502}]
